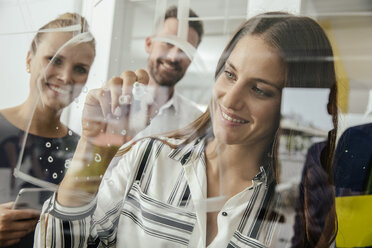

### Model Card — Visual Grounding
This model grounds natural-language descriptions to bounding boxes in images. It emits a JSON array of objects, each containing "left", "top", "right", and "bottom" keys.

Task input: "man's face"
[{"left": 146, "top": 17, "right": 199, "bottom": 87}]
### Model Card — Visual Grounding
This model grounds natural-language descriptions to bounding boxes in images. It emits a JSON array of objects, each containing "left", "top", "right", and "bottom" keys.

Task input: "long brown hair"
[
  {"left": 118, "top": 12, "right": 338, "bottom": 246},
  {"left": 170, "top": 12, "right": 338, "bottom": 247}
]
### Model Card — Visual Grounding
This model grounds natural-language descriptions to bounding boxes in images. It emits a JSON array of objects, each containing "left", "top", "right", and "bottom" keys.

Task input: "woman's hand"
[
  {"left": 82, "top": 69, "right": 150, "bottom": 144},
  {"left": 0, "top": 202, "right": 40, "bottom": 247},
  {"left": 57, "top": 69, "right": 151, "bottom": 207}
]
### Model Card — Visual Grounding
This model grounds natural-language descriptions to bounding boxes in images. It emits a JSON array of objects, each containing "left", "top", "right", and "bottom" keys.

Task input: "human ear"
[
  {"left": 145, "top": 36, "right": 153, "bottom": 54},
  {"left": 26, "top": 51, "right": 32, "bottom": 73}
]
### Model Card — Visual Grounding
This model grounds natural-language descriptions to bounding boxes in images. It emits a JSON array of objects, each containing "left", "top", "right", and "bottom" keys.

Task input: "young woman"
[
  {"left": 0, "top": 13, "right": 95, "bottom": 247},
  {"left": 35, "top": 12, "right": 337, "bottom": 247}
]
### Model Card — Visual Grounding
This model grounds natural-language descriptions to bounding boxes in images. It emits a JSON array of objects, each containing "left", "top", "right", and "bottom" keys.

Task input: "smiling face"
[
  {"left": 212, "top": 35, "right": 285, "bottom": 148},
  {"left": 145, "top": 17, "right": 199, "bottom": 87},
  {"left": 27, "top": 32, "right": 95, "bottom": 110}
]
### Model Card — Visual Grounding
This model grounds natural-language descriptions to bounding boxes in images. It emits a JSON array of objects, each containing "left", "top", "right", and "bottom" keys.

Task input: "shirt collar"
[
  {"left": 168, "top": 135, "right": 206, "bottom": 164},
  {"left": 168, "top": 136, "right": 274, "bottom": 186},
  {"left": 254, "top": 163, "right": 275, "bottom": 187},
  {"left": 158, "top": 91, "right": 180, "bottom": 115}
]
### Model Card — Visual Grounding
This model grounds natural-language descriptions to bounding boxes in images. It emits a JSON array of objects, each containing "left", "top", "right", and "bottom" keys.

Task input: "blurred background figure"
[
  {"left": 331, "top": 116, "right": 372, "bottom": 247},
  {"left": 292, "top": 85, "right": 338, "bottom": 247},
  {"left": 333, "top": 123, "right": 372, "bottom": 196},
  {"left": 106, "top": 5, "right": 204, "bottom": 173},
  {"left": 122, "top": 5, "right": 204, "bottom": 140},
  {"left": 0, "top": 13, "right": 95, "bottom": 247}
]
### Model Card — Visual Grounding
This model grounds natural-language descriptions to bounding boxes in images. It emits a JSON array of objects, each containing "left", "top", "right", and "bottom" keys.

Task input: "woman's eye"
[
  {"left": 224, "top": 70, "right": 235, "bottom": 80},
  {"left": 74, "top": 66, "right": 87, "bottom": 74},
  {"left": 48, "top": 57, "right": 62, "bottom": 65},
  {"left": 252, "top": 86, "right": 267, "bottom": 96}
]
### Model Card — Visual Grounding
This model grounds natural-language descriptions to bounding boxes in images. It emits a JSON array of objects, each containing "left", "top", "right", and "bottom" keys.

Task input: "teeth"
[
  {"left": 49, "top": 85, "right": 70, "bottom": 95},
  {"left": 222, "top": 111, "right": 246, "bottom": 123},
  {"left": 162, "top": 62, "right": 175, "bottom": 70}
]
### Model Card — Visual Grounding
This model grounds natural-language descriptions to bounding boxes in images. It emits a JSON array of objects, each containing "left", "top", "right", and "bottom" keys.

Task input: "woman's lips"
[
  {"left": 219, "top": 106, "right": 249, "bottom": 124},
  {"left": 46, "top": 83, "right": 71, "bottom": 95}
]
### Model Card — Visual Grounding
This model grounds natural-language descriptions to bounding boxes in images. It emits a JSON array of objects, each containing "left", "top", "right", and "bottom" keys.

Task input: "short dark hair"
[{"left": 164, "top": 5, "right": 204, "bottom": 45}]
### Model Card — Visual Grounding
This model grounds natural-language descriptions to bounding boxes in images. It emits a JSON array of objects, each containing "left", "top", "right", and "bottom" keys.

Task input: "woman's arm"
[
  {"left": 56, "top": 136, "right": 120, "bottom": 206},
  {"left": 57, "top": 69, "right": 150, "bottom": 207},
  {"left": 34, "top": 70, "right": 151, "bottom": 247},
  {"left": 34, "top": 140, "right": 144, "bottom": 248}
]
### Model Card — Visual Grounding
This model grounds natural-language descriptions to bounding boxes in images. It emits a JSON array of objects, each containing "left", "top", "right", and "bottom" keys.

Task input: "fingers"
[
  {"left": 0, "top": 208, "right": 39, "bottom": 223},
  {"left": 95, "top": 87, "right": 112, "bottom": 119},
  {"left": 82, "top": 69, "right": 150, "bottom": 141},
  {"left": 0, "top": 204, "right": 40, "bottom": 247},
  {"left": 107, "top": 77, "right": 125, "bottom": 114},
  {"left": 135, "top": 69, "right": 149, "bottom": 85},
  {"left": 82, "top": 89, "right": 108, "bottom": 138},
  {"left": 0, "top": 223, "right": 36, "bottom": 247},
  {"left": 96, "top": 69, "right": 150, "bottom": 117},
  {"left": 0, "top": 229, "right": 32, "bottom": 241},
  {"left": 0, "top": 238, "right": 21, "bottom": 247},
  {"left": 121, "top": 70, "right": 137, "bottom": 96},
  {"left": 0, "top": 218, "right": 37, "bottom": 232},
  {"left": 84, "top": 88, "right": 109, "bottom": 120},
  {"left": 5, "top": 210, "right": 40, "bottom": 222},
  {"left": 0, "top": 210, "right": 39, "bottom": 241},
  {"left": 120, "top": 70, "right": 150, "bottom": 103},
  {"left": 0, "top": 202, "right": 14, "bottom": 210},
  {"left": 0, "top": 202, "right": 40, "bottom": 222}
]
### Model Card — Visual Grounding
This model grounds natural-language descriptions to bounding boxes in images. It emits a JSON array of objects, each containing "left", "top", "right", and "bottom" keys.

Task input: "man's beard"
[{"left": 148, "top": 58, "right": 185, "bottom": 87}]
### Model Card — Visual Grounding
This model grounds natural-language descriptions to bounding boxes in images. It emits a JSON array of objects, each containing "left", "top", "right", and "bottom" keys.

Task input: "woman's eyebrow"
[
  {"left": 226, "top": 61, "right": 237, "bottom": 71},
  {"left": 75, "top": 62, "right": 91, "bottom": 68},
  {"left": 226, "top": 61, "right": 282, "bottom": 91},
  {"left": 252, "top": 78, "right": 282, "bottom": 91},
  {"left": 48, "top": 54, "right": 64, "bottom": 59}
]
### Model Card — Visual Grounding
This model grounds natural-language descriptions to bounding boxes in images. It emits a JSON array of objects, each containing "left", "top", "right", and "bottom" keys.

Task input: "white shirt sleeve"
[{"left": 34, "top": 141, "right": 145, "bottom": 248}]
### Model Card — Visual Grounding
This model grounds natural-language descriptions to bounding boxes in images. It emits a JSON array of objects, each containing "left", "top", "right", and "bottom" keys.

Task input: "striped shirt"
[{"left": 35, "top": 137, "right": 282, "bottom": 248}]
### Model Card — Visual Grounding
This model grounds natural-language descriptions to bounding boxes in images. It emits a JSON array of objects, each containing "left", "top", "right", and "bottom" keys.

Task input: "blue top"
[{"left": 333, "top": 123, "right": 372, "bottom": 196}]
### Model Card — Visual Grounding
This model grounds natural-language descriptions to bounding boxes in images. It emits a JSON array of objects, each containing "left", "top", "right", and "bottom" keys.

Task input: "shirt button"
[{"left": 222, "top": 211, "right": 228, "bottom": 216}]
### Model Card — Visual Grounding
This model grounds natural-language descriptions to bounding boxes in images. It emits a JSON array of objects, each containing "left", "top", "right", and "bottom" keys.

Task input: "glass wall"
[{"left": 0, "top": 0, "right": 371, "bottom": 247}]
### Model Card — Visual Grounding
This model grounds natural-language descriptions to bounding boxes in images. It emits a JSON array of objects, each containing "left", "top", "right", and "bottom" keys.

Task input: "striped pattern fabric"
[{"left": 35, "top": 137, "right": 282, "bottom": 248}]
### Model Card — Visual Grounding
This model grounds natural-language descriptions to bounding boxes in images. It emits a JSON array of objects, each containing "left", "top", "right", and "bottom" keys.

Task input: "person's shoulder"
[
  {"left": 63, "top": 129, "right": 80, "bottom": 140},
  {"left": 0, "top": 107, "right": 20, "bottom": 122},
  {"left": 0, "top": 111, "right": 11, "bottom": 125},
  {"left": 117, "top": 136, "right": 185, "bottom": 165},
  {"left": 341, "top": 123, "right": 372, "bottom": 138},
  {"left": 0, "top": 109, "right": 22, "bottom": 135},
  {"left": 133, "top": 136, "right": 184, "bottom": 150},
  {"left": 345, "top": 122, "right": 372, "bottom": 131},
  {"left": 308, "top": 141, "right": 327, "bottom": 152},
  {"left": 134, "top": 136, "right": 195, "bottom": 155}
]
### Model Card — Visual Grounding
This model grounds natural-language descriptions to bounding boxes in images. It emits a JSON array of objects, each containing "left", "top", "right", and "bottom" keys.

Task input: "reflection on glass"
[{"left": 2, "top": 0, "right": 370, "bottom": 247}]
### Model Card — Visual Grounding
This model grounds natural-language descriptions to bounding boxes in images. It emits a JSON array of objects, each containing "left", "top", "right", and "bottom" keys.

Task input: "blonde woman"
[{"left": 0, "top": 13, "right": 95, "bottom": 247}]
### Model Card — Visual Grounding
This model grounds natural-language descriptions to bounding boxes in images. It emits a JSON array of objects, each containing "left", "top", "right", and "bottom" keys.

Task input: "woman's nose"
[
  {"left": 57, "top": 66, "right": 73, "bottom": 84},
  {"left": 222, "top": 84, "right": 245, "bottom": 110}
]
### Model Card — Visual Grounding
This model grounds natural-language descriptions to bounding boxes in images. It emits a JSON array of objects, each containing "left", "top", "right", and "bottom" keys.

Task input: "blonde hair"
[{"left": 30, "top": 12, "right": 95, "bottom": 55}]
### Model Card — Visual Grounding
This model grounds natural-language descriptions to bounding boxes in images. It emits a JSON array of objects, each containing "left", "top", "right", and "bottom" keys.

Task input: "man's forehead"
[
  {"left": 157, "top": 17, "right": 199, "bottom": 47},
  {"left": 158, "top": 17, "right": 180, "bottom": 35}
]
